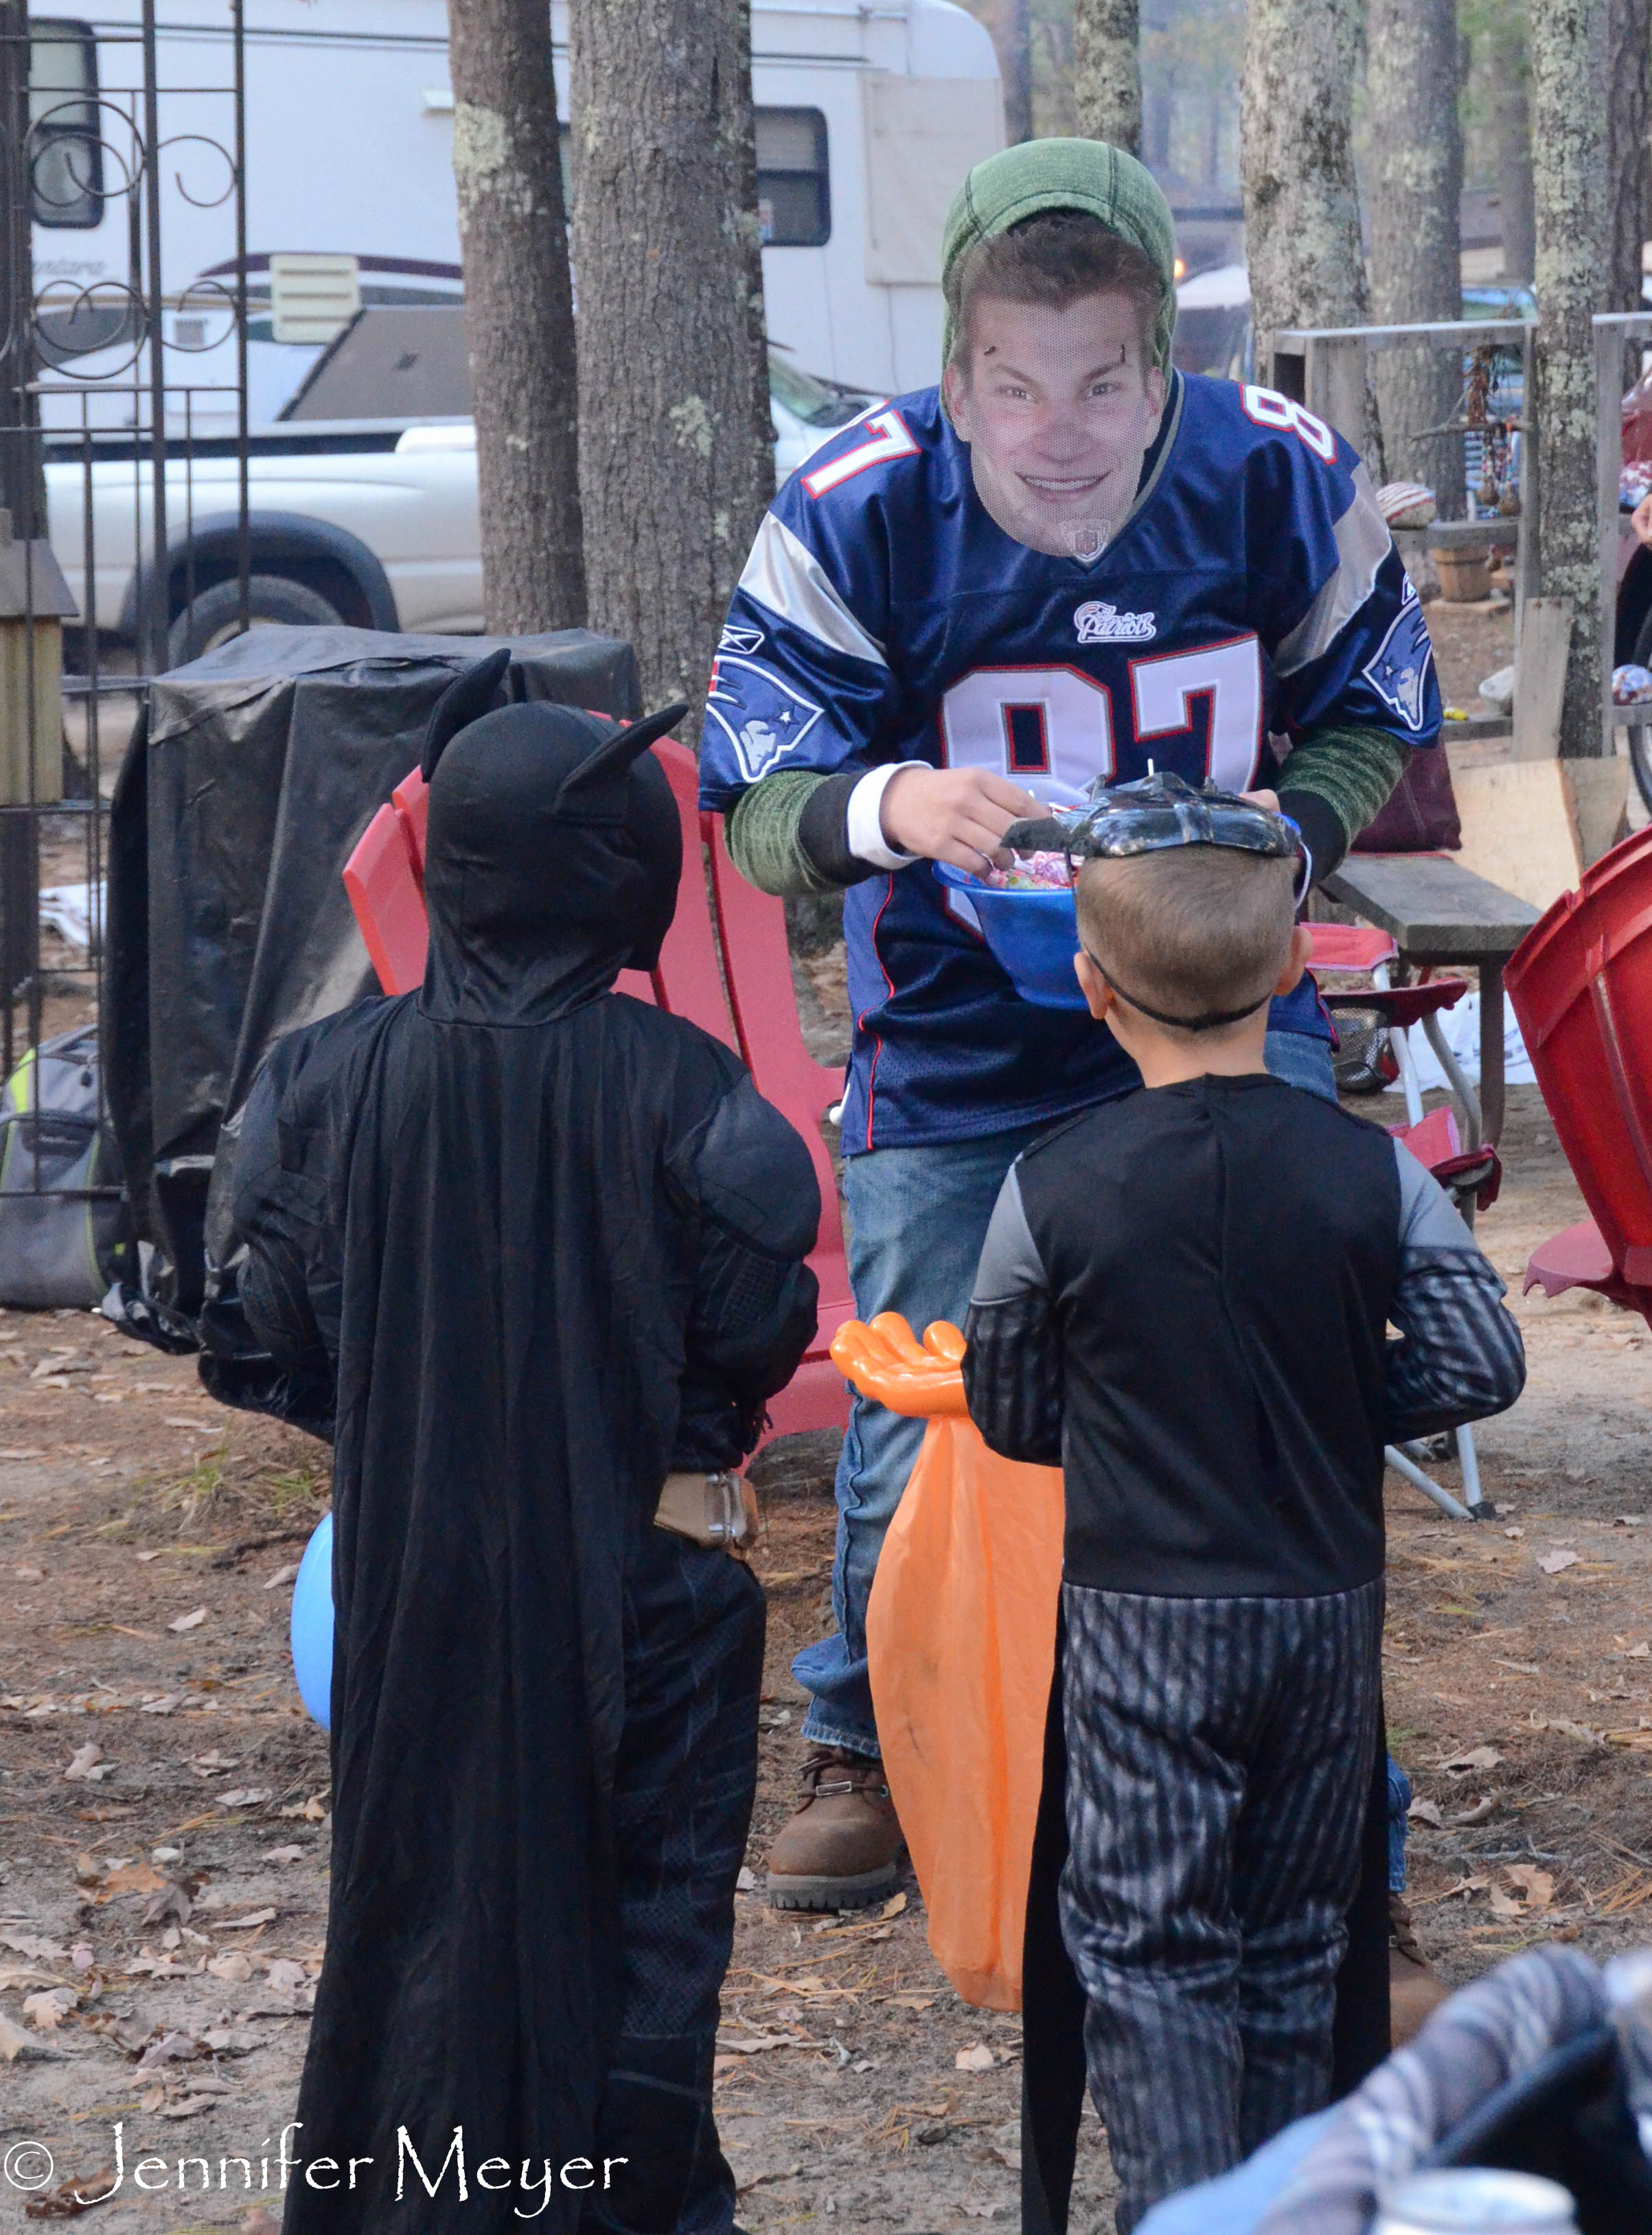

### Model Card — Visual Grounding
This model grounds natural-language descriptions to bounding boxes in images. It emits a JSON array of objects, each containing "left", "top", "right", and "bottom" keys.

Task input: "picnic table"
[{"left": 1320, "top": 853, "right": 1541, "bottom": 1145}]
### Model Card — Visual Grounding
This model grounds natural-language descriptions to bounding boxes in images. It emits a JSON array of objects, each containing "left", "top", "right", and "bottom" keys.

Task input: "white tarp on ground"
[{"left": 1383, "top": 989, "right": 1537, "bottom": 1091}]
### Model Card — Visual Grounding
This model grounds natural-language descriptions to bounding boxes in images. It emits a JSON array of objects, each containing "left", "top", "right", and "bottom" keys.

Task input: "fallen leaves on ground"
[
  {"left": 23, "top": 1986, "right": 77, "bottom": 2030},
  {"left": 167, "top": 1607, "right": 207, "bottom": 1632},
  {"left": 1538, "top": 1549, "right": 1580, "bottom": 1575},
  {"left": 0, "top": 2013, "right": 32, "bottom": 2060},
  {"left": 137, "top": 2030, "right": 210, "bottom": 2071},
  {"left": 1529, "top": 1713, "right": 1605, "bottom": 1747},
  {"left": 0, "top": 1932, "right": 66, "bottom": 1961},
  {"left": 1504, "top": 1864, "right": 1555, "bottom": 1912},
  {"left": 23, "top": 2169, "right": 117, "bottom": 2219},
  {"left": 954, "top": 2043, "right": 996, "bottom": 2072},
  {"left": 1437, "top": 1745, "right": 1503, "bottom": 1773},
  {"left": 141, "top": 1882, "right": 192, "bottom": 1929},
  {"left": 62, "top": 1744, "right": 111, "bottom": 1783}
]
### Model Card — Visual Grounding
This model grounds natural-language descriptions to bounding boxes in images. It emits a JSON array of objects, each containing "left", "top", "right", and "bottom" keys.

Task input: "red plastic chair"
[
  {"left": 1506, "top": 823, "right": 1652, "bottom": 1329},
  {"left": 343, "top": 805, "right": 430, "bottom": 998},
  {"left": 705, "top": 812, "right": 853, "bottom": 1436}
]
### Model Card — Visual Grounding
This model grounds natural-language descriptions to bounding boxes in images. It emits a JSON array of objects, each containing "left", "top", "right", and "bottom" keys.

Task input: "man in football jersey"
[{"left": 700, "top": 139, "right": 1440, "bottom": 1916}]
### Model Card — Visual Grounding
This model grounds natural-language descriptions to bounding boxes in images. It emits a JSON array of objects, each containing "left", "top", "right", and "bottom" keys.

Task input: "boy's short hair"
[
  {"left": 1075, "top": 846, "right": 1296, "bottom": 1036},
  {"left": 945, "top": 211, "right": 1165, "bottom": 378}
]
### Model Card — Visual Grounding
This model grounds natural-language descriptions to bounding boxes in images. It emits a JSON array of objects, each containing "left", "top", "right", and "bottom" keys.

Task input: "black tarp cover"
[{"left": 106, "top": 627, "right": 639, "bottom": 1314}]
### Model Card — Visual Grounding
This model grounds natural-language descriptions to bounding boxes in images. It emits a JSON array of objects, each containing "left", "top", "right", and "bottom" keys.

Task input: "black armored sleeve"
[
  {"left": 1385, "top": 1145, "right": 1526, "bottom": 1441},
  {"left": 667, "top": 1073, "right": 823, "bottom": 1468},
  {"left": 962, "top": 1160, "right": 1064, "bottom": 1466}
]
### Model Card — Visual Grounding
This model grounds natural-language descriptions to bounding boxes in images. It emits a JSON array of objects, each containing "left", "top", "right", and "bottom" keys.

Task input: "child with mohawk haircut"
[{"left": 961, "top": 781, "right": 1526, "bottom": 2235}]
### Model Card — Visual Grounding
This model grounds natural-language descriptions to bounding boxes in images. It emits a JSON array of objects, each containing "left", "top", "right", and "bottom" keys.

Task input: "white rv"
[{"left": 28, "top": 0, "right": 1004, "bottom": 428}]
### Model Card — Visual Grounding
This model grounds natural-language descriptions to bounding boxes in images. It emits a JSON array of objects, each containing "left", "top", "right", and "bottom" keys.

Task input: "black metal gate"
[{"left": 0, "top": 0, "right": 248, "bottom": 1298}]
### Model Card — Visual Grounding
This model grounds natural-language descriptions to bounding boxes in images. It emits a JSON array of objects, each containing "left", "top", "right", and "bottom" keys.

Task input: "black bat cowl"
[{"left": 227, "top": 663, "right": 820, "bottom": 2234}]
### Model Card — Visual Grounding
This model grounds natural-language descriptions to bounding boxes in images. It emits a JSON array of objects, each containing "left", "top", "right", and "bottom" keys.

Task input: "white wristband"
[{"left": 847, "top": 764, "right": 922, "bottom": 872}]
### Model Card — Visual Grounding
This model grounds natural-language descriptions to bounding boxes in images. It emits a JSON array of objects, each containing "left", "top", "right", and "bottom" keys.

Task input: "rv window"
[
  {"left": 28, "top": 19, "right": 102, "bottom": 230},
  {"left": 756, "top": 108, "right": 829, "bottom": 248}
]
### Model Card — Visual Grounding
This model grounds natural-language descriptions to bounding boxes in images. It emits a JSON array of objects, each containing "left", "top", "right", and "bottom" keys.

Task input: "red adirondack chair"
[
  {"left": 343, "top": 737, "right": 851, "bottom": 1442},
  {"left": 1506, "top": 822, "right": 1652, "bottom": 1329}
]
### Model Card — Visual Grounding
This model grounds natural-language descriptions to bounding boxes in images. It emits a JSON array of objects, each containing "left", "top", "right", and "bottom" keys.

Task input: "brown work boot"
[
  {"left": 765, "top": 1746, "right": 904, "bottom": 1911},
  {"left": 1389, "top": 1891, "right": 1452, "bottom": 2047}
]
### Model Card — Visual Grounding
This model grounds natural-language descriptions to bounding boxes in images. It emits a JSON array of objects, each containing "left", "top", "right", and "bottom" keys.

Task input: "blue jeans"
[{"left": 794, "top": 1031, "right": 1340, "bottom": 1755}]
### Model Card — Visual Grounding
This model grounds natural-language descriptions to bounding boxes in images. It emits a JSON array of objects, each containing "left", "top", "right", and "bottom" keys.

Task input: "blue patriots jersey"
[{"left": 699, "top": 371, "right": 1441, "bottom": 1153}]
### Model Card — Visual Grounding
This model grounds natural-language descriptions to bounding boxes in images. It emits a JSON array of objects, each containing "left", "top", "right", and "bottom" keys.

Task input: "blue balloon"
[{"left": 290, "top": 1513, "right": 334, "bottom": 1732}]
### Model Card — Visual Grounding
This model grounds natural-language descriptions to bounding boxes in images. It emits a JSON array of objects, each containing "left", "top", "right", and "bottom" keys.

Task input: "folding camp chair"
[{"left": 1309, "top": 925, "right": 1502, "bottom": 1521}]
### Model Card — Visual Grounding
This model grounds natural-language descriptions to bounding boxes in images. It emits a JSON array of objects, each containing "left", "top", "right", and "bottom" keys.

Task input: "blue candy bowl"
[
  {"left": 934, "top": 860, "right": 1086, "bottom": 1010},
  {"left": 289, "top": 1513, "right": 334, "bottom": 1732}
]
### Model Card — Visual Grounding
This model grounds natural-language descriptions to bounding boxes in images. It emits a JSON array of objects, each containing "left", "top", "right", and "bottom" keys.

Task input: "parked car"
[{"left": 43, "top": 341, "right": 880, "bottom": 661}]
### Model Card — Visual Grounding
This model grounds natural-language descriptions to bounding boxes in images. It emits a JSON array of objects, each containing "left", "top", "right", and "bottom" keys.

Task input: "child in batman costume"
[{"left": 228, "top": 651, "right": 821, "bottom": 2235}]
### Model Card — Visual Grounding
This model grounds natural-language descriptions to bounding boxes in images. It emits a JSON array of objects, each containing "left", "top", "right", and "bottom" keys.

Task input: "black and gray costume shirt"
[{"left": 962, "top": 1073, "right": 1524, "bottom": 1598}]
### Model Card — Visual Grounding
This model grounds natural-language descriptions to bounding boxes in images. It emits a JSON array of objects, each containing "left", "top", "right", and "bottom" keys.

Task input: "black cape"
[{"left": 229, "top": 673, "right": 819, "bottom": 2232}]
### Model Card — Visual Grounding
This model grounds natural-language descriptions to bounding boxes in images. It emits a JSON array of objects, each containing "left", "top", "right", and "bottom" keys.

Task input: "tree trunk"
[
  {"left": 1490, "top": 15, "right": 1537, "bottom": 284},
  {"left": 1606, "top": 0, "right": 1651, "bottom": 313},
  {"left": 1241, "top": 0, "right": 1384, "bottom": 470},
  {"left": 570, "top": 0, "right": 773, "bottom": 724},
  {"left": 1530, "top": 0, "right": 1609, "bottom": 757},
  {"left": 446, "top": 0, "right": 584, "bottom": 634},
  {"left": 1000, "top": 0, "right": 1033, "bottom": 145},
  {"left": 1366, "top": 0, "right": 1465, "bottom": 501},
  {"left": 0, "top": 0, "right": 40, "bottom": 538},
  {"left": 1074, "top": 0, "right": 1141, "bottom": 154}
]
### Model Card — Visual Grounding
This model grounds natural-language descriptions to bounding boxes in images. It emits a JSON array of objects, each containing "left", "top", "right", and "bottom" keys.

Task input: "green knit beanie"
[{"left": 939, "top": 137, "right": 1179, "bottom": 382}]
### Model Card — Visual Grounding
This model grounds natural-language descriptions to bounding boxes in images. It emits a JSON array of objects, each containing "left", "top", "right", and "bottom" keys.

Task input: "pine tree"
[
  {"left": 446, "top": 0, "right": 584, "bottom": 632},
  {"left": 569, "top": 0, "right": 773, "bottom": 720}
]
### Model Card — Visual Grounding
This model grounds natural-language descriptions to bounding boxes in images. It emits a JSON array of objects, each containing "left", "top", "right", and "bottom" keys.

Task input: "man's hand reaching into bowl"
[{"left": 880, "top": 765, "right": 1044, "bottom": 875}]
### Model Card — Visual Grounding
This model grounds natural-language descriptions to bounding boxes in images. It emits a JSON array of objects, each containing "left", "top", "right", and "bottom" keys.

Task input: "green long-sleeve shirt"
[{"left": 724, "top": 724, "right": 1412, "bottom": 898}]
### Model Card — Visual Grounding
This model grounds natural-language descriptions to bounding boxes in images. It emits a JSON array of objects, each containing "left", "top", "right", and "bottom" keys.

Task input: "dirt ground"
[
  {"left": 1, "top": 1079, "right": 1647, "bottom": 2235},
  {"left": 4, "top": 610, "right": 1649, "bottom": 2234}
]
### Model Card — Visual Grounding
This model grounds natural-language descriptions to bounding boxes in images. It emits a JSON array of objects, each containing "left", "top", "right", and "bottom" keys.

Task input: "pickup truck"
[{"left": 44, "top": 354, "right": 875, "bottom": 664}]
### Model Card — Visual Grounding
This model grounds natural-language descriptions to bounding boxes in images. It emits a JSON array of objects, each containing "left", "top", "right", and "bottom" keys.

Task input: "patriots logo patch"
[
  {"left": 1362, "top": 583, "right": 1433, "bottom": 732},
  {"left": 718, "top": 623, "right": 766, "bottom": 655},
  {"left": 704, "top": 655, "right": 823, "bottom": 783}
]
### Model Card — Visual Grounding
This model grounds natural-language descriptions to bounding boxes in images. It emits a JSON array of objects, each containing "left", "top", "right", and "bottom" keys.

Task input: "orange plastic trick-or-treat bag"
[{"left": 829, "top": 1314, "right": 1064, "bottom": 2013}]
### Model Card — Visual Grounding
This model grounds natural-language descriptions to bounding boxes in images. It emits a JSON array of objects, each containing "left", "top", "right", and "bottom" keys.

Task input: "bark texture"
[
  {"left": 1530, "top": 0, "right": 1609, "bottom": 757},
  {"left": 1490, "top": 13, "right": 1537, "bottom": 284},
  {"left": 1241, "top": 0, "right": 1383, "bottom": 468},
  {"left": 0, "top": 0, "right": 40, "bottom": 538},
  {"left": 1366, "top": 0, "right": 1465, "bottom": 498},
  {"left": 1074, "top": 0, "right": 1141, "bottom": 154},
  {"left": 570, "top": 0, "right": 773, "bottom": 723},
  {"left": 1607, "top": 0, "right": 1652, "bottom": 312},
  {"left": 446, "top": 0, "right": 584, "bottom": 632},
  {"left": 1001, "top": 0, "right": 1034, "bottom": 145}
]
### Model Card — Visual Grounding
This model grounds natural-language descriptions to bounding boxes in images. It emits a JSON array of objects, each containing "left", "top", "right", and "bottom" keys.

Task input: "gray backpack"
[{"left": 0, "top": 1027, "right": 135, "bottom": 1309}]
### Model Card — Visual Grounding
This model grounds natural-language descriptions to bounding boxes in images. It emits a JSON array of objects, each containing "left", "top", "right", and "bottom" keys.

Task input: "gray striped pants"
[{"left": 1057, "top": 1579, "right": 1384, "bottom": 2233}]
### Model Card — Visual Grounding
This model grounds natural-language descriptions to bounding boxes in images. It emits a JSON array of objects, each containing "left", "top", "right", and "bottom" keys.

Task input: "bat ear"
[
  {"left": 553, "top": 702, "right": 689, "bottom": 805},
  {"left": 421, "top": 647, "right": 513, "bottom": 780}
]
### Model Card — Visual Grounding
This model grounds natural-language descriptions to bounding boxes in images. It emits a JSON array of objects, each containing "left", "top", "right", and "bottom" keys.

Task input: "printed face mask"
[{"left": 943, "top": 290, "right": 1166, "bottom": 563}]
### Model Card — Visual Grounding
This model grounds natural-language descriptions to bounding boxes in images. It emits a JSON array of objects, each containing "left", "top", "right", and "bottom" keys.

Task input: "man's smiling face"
[{"left": 943, "top": 290, "right": 1167, "bottom": 560}]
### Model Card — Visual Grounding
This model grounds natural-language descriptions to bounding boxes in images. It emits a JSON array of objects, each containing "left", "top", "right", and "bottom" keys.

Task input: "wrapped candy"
[{"left": 983, "top": 849, "right": 1072, "bottom": 891}]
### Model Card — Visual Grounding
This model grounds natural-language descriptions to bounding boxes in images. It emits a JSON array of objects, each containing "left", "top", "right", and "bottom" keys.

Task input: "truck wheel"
[{"left": 167, "top": 573, "right": 343, "bottom": 667}]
